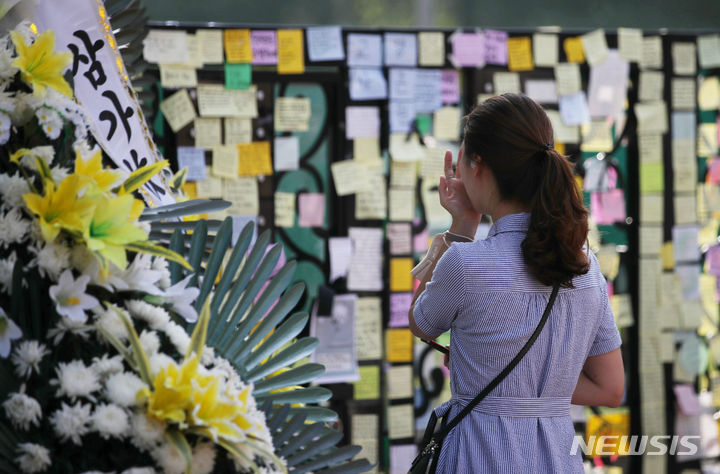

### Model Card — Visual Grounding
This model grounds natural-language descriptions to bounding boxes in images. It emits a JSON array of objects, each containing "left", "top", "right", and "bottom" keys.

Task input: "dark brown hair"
[{"left": 463, "top": 93, "right": 589, "bottom": 288}]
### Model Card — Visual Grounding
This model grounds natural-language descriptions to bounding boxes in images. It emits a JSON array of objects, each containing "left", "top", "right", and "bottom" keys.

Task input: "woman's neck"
[{"left": 490, "top": 200, "right": 532, "bottom": 221}]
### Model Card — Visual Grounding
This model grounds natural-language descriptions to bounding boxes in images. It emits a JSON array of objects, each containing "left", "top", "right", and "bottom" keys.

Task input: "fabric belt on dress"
[{"left": 439, "top": 395, "right": 571, "bottom": 418}]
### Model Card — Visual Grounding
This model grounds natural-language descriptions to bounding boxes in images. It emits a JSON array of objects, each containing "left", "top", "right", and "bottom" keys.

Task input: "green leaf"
[
  {"left": 112, "top": 305, "right": 153, "bottom": 386},
  {"left": 277, "top": 423, "right": 328, "bottom": 458},
  {"left": 236, "top": 282, "right": 305, "bottom": 370},
  {"left": 243, "top": 312, "right": 309, "bottom": 370},
  {"left": 288, "top": 406, "right": 339, "bottom": 422},
  {"left": 217, "top": 438, "right": 259, "bottom": 473},
  {"left": 119, "top": 159, "right": 168, "bottom": 194},
  {"left": 169, "top": 228, "right": 185, "bottom": 284},
  {"left": 209, "top": 220, "right": 254, "bottom": 316},
  {"left": 269, "top": 412, "right": 307, "bottom": 449},
  {"left": 187, "top": 220, "right": 208, "bottom": 287},
  {"left": 245, "top": 337, "right": 319, "bottom": 383},
  {"left": 150, "top": 220, "right": 222, "bottom": 231},
  {"left": 125, "top": 240, "right": 193, "bottom": 270},
  {"left": 139, "top": 199, "right": 230, "bottom": 222},
  {"left": 95, "top": 321, "right": 133, "bottom": 368},
  {"left": 294, "top": 445, "right": 363, "bottom": 473},
  {"left": 255, "top": 386, "right": 332, "bottom": 405},
  {"left": 186, "top": 300, "right": 211, "bottom": 360},
  {"left": 165, "top": 429, "right": 193, "bottom": 474},
  {"left": 315, "top": 459, "right": 375, "bottom": 474},
  {"left": 252, "top": 363, "right": 325, "bottom": 396},
  {"left": 286, "top": 430, "right": 344, "bottom": 467},
  {"left": 171, "top": 166, "right": 188, "bottom": 192},
  {"left": 195, "top": 217, "right": 232, "bottom": 311},
  {"left": 246, "top": 435, "right": 288, "bottom": 474}
]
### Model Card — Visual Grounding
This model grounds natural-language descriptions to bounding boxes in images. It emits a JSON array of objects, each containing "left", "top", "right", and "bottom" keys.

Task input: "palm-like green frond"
[{"left": 147, "top": 199, "right": 371, "bottom": 473}]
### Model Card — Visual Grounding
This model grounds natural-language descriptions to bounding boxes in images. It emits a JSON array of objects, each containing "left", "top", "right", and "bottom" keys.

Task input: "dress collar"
[{"left": 487, "top": 212, "right": 532, "bottom": 238}]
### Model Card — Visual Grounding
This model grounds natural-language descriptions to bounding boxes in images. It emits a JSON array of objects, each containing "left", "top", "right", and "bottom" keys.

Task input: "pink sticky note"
[
  {"left": 706, "top": 245, "right": 720, "bottom": 276},
  {"left": 674, "top": 384, "right": 701, "bottom": 415},
  {"left": 590, "top": 189, "right": 626, "bottom": 225},
  {"left": 441, "top": 70, "right": 460, "bottom": 104},
  {"left": 298, "top": 193, "right": 325, "bottom": 227},
  {"left": 251, "top": 30, "right": 277, "bottom": 65},
  {"left": 708, "top": 157, "right": 720, "bottom": 184},
  {"left": 389, "top": 292, "right": 413, "bottom": 327},
  {"left": 414, "top": 229, "right": 429, "bottom": 252},
  {"left": 484, "top": 30, "right": 508, "bottom": 65},
  {"left": 450, "top": 32, "right": 485, "bottom": 67},
  {"left": 607, "top": 281, "right": 614, "bottom": 299}
]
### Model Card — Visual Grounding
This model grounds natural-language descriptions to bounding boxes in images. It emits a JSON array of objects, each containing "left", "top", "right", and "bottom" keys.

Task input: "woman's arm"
[{"left": 571, "top": 348, "right": 625, "bottom": 407}]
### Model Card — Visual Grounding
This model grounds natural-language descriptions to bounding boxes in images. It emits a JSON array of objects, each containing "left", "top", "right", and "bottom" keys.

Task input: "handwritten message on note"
[
  {"left": 277, "top": 29, "right": 304, "bottom": 74},
  {"left": 160, "top": 89, "right": 196, "bottom": 132},
  {"left": 306, "top": 26, "right": 345, "bottom": 61},
  {"left": 250, "top": 30, "right": 277, "bottom": 65},
  {"left": 224, "top": 29, "right": 252, "bottom": 63}
]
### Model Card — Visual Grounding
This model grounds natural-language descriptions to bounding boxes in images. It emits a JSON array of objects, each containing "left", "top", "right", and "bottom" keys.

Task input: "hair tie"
[{"left": 541, "top": 144, "right": 552, "bottom": 151}]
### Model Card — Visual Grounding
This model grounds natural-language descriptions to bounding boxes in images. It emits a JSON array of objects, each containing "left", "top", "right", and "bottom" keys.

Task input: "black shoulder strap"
[{"left": 437, "top": 284, "right": 560, "bottom": 438}]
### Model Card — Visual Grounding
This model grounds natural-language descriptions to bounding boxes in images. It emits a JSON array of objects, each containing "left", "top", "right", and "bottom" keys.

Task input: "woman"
[{"left": 409, "top": 93, "right": 624, "bottom": 473}]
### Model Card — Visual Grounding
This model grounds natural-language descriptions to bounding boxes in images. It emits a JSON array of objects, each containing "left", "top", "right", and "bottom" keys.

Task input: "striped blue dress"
[{"left": 413, "top": 212, "right": 622, "bottom": 473}]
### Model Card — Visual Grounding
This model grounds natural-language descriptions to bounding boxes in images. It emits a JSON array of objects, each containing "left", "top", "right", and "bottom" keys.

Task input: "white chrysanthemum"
[
  {"left": 73, "top": 139, "right": 99, "bottom": 161},
  {"left": 153, "top": 442, "right": 186, "bottom": 474},
  {"left": 105, "top": 371, "right": 147, "bottom": 407},
  {"left": 95, "top": 306, "right": 128, "bottom": 342},
  {"left": 91, "top": 354, "right": 124, "bottom": 379},
  {"left": 11, "top": 340, "right": 48, "bottom": 378},
  {"left": 0, "top": 251, "right": 16, "bottom": 294},
  {"left": 0, "top": 38, "right": 17, "bottom": 81},
  {"left": 130, "top": 412, "right": 166, "bottom": 452},
  {"left": 139, "top": 330, "right": 160, "bottom": 355},
  {"left": 15, "top": 443, "right": 51, "bottom": 473},
  {"left": 31, "top": 145, "right": 55, "bottom": 163},
  {"left": 51, "top": 360, "right": 101, "bottom": 401},
  {"left": 46, "top": 317, "right": 94, "bottom": 345},
  {"left": 0, "top": 208, "right": 29, "bottom": 248},
  {"left": 92, "top": 403, "right": 129, "bottom": 440},
  {"left": 121, "top": 468, "right": 157, "bottom": 474},
  {"left": 152, "top": 258, "right": 171, "bottom": 289},
  {"left": 0, "top": 112, "right": 10, "bottom": 145},
  {"left": 36, "top": 107, "right": 62, "bottom": 136},
  {"left": 210, "top": 355, "right": 242, "bottom": 387},
  {"left": 125, "top": 300, "right": 170, "bottom": 331},
  {"left": 0, "top": 173, "right": 30, "bottom": 211},
  {"left": 10, "top": 92, "right": 35, "bottom": 126},
  {"left": 148, "top": 353, "right": 174, "bottom": 377},
  {"left": 192, "top": 442, "right": 217, "bottom": 474},
  {"left": 49, "top": 401, "right": 91, "bottom": 445},
  {"left": 2, "top": 391, "right": 41, "bottom": 431},
  {"left": 50, "top": 165, "right": 70, "bottom": 184},
  {"left": 29, "top": 240, "right": 71, "bottom": 281},
  {"left": 164, "top": 321, "right": 190, "bottom": 355},
  {"left": 201, "top": 346, "right": 215, "bottom": 366}
]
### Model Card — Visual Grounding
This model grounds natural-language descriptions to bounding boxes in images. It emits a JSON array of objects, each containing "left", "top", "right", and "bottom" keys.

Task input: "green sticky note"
[
  {"left": 224, "top": 63, "right": 252, "bottom": 90},
  {"left": 353, "top": 365, "right": 380, "bottom": 400},
  {"left": 416, "top": 114, "right": 432, "bottom": 136},
  {"left": 639, "top": 162, "right": 664, "bottom": 194}
]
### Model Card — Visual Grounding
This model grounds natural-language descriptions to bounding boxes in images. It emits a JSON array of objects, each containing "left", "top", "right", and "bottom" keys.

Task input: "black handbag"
[{"left": 409, "top": 285, "right": 560, "bottom": 474}]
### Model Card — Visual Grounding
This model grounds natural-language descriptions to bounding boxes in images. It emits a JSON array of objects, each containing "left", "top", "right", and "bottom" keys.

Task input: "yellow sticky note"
[
  {"left": 507, "top": 37, "right": 533, "bottom": 71},
  {"left": 640, "top": 162, "right": 664, "bottom": 194},
  {"left": 277, "top": 29, "right": 304, "bottom": 74},
  {"left": 585, "top": 412, "right": 630, "bottom": 457},
  {"left": 238, "top": 141, "right": 273, "bottom": 176},
  {"left": 390, "top": 258, "right": 414, "bottom": 292},
  {"left": 353, "top": 365, "right": 380, "bottom": 400},
  {"left": 433, "top": 107, "right": 460, "bottom": 141},
  {"left": 564, "top": 37, "right": 585, "bottom": 63},
  {"left": 698, "top": 76, "right": 719, "bottom": 111},
  {"left": 354, "top": 137, "right": 382, "bottom": 162},
  {"left": 386, "top": 328, "right": 414, "bottom": 363},
  {"left": 182, "top": 182, "right": 197, "bottom": 199},
  {"left": 554, "top": 142, "right": 565, "bottom": 155},
  {"left": 661, "top": 242, "right": 674, "bottom": 270},
  {"left": 224, "top": 29, "right": 253, "bottom": 63}
]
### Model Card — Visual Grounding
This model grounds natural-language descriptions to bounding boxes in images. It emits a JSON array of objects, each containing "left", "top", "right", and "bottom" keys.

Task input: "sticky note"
[
  {"left": 533, "top": 33, "right": 559, "bottom": 67},
  {"left": 277, "top": 29, "right": 304, "bottom": 74},
  {"left": 275, "top": 97, "right": 311, "bottom": 132},
  {"left": 641, "top": 36, "right": 663, "bottom": 69},
  {"left": 211, "top": 145, "right": 239, "bottom": 179},
  {"left": 176, "top": 147, "right": 206, "bottom": 182},
  {"left": 238, "top": 141, "right": 272, "bottom": 176},
  {"left": 618, "top": 28, "right": 642, "bottom": 62},
  {"left": 274, "top": 192, "right": 295, "bottom": 227},
  {"left": 228, "top": 87, "right": 258, "bottom": 118},
  {"left": 182, "top": 182, "right": 197, "bottom": 200},
  {"left": 298, "top": 193, "right": 325, "bottom": 227},
  {"left": 197, "top": 84, "right": 241, "bottom": 117},
  {"left": 640, "top": 162, "right": 664, "bottom": 194},
  {"left": 160, "top": 89, "right": 196, "bottom": 132},
  {"left": 224, "top": 63, "right": 251, "bottom": 90},
  {"left": 224, "top": 29, "right": 253, "bottom": 63},
  {"left": 387, "top": 365, "right": 414, "bottom": 399},
  {"left": 389, "top": 188, "right": 415, "bottom": 222},
  {"left": 493, "top": 72, "right": 521, "bottom": 94},
  {"left": 507, "top": 36, "right": 533, "bottom": 71},
  {"left": 331, "top": 160, "right": 369, "bottom": 196},
  {"left": 349, "top": 68, "right": 388, "bottom": 101},
  {"left": 563, "top": 37, "right": 585, "bottom": 63},
  {"left": 698, "top": 34, "right": 720, "bottom": 69},
  {"left": 434, "top": 106, "right": 460, "bottom": 141},
  {"left": 223, "top": 177, "right": 259, "bottom": 216},
  {"left": 251, "top": 30, "right": 277, "bottom": 65},
  {"left": 386, "top": 328, "right": 414, "bottom": 363},
  {"left": 384, "top": 32, "right": 417, "bottom": 66},
  {"left": 353, "top": 365, "right": 380, "bottom": 400},
  {"left": 418, "top": 31, "right": 445, "bottom": 66},
  {"left": 441, "top": 69, "right": 460, "bottom": 104},
  {"left": 306, "top": 26, "right": 345, "bottom": 62},
  {"left": 555, "top": 63, "right": 582, "bottom": 96},
  {"left": 389, "top": 292, "right": 413, "bottom": 328},
  {"left": 450, "top": 32, "right": 485, "bottom": 67},
  {"left": 159, "top": 64, "right": 197, "bottom": 88},
  {"left": 273, "top": 136, "right": 299, "bottom": 171},
  {"left": 356, "top": 297, "right": 383, "bottom": 361},
  {"left": 581, "top": 29, "right": 609, "bottom": 66},
  {"left": 390, "top": 258, "right": 414, "bottom": 292},
  {"left": 484, "top": 29, "right": 508, "bottom": 65},
  {"left": 143, "top": 29, "right": 188, "bottom": 64},
  {"left": 346, "top": 106, "right": 380, "bottom": 139},
  {"left": 347, "top": 33, "right": 383, "bottom": 67},
  {"left": 196, "top": 29, "right": 224, "bottom": 65},
  {"left": 354, "top": 137, "right": 382, "bottom": 162},
  {"left": 194, "top": 117, "right": 222, "bottom": 149},
  {"left": 388, "top": 404, "right": 414, "bottom": 439},
  {"left": 224, "top": 117, "right": 252, "bottom": 145},
  {"left": 195, "top": 170, "right": 222, "bottom": 198},
  {"left": 699, "top": 77, "right": 720, "bottom": 111}
]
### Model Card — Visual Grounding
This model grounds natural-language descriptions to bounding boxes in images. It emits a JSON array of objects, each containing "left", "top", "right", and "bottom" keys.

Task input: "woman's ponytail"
[
  {"left": 521, "top": 149, "right": 589, "bottom": 287},
  {"left": 463, "top": 93, "right": 589, "bottom": 288}
]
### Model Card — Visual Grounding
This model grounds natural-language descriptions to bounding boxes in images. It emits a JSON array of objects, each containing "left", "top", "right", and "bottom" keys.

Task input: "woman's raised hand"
[{"left": 438, "top": 150, "right": 482, "bottom": 237}]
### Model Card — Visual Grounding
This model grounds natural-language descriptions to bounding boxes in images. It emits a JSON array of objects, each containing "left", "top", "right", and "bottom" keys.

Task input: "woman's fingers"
[{"left": 443, "top": 150, "right": 453, "bottom": 179}]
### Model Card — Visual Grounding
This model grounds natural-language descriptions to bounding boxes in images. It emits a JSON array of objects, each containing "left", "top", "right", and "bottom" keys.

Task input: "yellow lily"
[
  {"left": 23, "top": 175, "right": 95, "bottom": 242},
  {"left": 189, "top": 377, "right": 248, "bottom": 442},
  {"left": 84, "top": 193, "right": 148, "bottom": 270},
  {"left": 137, "top": 356, "right": 201, "bottom": 425},
  {"left": 74, "top": 149, "right": 125, "bottom": 196},
  {"left": 10, "top": 29, "right": 73, "bottom": 97}
]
